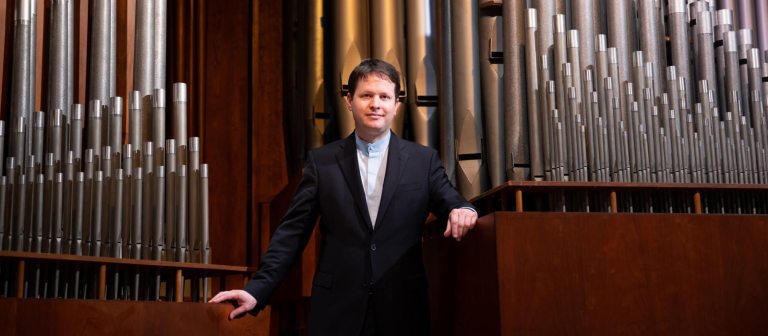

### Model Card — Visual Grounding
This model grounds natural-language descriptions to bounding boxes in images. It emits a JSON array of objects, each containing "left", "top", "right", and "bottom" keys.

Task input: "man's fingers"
[
  {"left": 443, "top": 222, "right": 452, "bottom": 237},
  {"left": 209, "top": 291, "right": 233, "bottom": 303},
  {"left": 229, "top": 305, "right": 249, "bottom": 320}
]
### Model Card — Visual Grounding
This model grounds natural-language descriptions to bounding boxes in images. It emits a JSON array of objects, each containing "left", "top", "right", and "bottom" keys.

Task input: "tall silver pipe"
[
  {"left": 109, "top": 97, "right": 123, "bottom": 155},
  {"left": 129, "top": 91, "right": 142, "bottom": 155},
  {"left": 747, "top": 49, "right": 764, "bottom": 143},
  {"left": 595, "top": 35, "right": 609, "bottom": 129},
  {"left": 87, "top": 100, "right": 103, "bottom": 159},
  {"left": 49, "top": 110, "right": 63, "bottom": 164},
  {"left": 370, "top": 0, "right": 406, "bottom": 135},
  {"left": 532, "top": 0, "right": 564, "bottom": 82},
  {"left": 756, "top": 0, "right": 768, "bottom": 55},
  {"left": 735, "top": 0, "right": 757, "bottom": 32},
  {"left": 66, "top": 0, "right": 74, "bottom": 116},
  {"left": 122, "top": 144, "right": 133, "bottom": 258},
  {"left": 638, "top": 0, "right": 666, "bottom": 96},
  {"left": 80, "top": 148, "right": 92, "bottom": 252},
  {"left": 333, "top": 0, "right": 370, "bottom": 137},
  {"left": 200, "top": 164, "right": 209, "bottom": 265},
  {"left": 0, "top": 177, "right": 6, "bottom": 251},
  {"left": 88, "top": 0, "right": 113, "bottom": 103},
  {"left": 737, "top": 29, "right": 753, "bottom": 123},
  {"left": 134, "top": 0, "right": 154, "bottom": 97},
  {"left": 165, "top": 140, "right": 176, "bottom": 261},
  {"left": 724, "top": 31, "right": 742, "bottom": 119},
  {"left": 451, "top": 0, "right": 487, "bottom": 197},
  {"left": 525, "top": 9, "right": 542, "bottom": 180},
  {"left": 43, "top": 155, "right": 55, "bottom": 252},
  {"left": 153, "top": 0, "right": 167, "bottom": 90},
  {"left": 439, "top": 0, "right": 456, "bottom": 183},
  {"left": 27, "top": 0, "right": 37, "bottom": 159},
  {"left": 33, "top": 112, "right": 45, "bottom": 167},
  {"left": 718, "top": 0, "right": 739, "bottom": 27},
  {"left": 554, "top": 15, "right": 567, "bottom": 123},
  {"left": 11, "top": 117, "right": 26, "bottom": 171},
  {"left": 176, "top": 165, "right": 187, "bottom": 262},
  {"left": 61, "top": 153, "right": 73, "bottom": 253},
  {"left": 153, "top": 89, "right": 166, "bottom": 153},
  {"left": 24, "top": 158, "right": 35, "bottom": 251},
  {"left": 173, "top": 83, "right": 188, "bottom": 162},
  {"left": 669, "top": 0, "right": 694, "bottom": 111},
  {"left": 544, "top": 79, "right": 556, "bottom": 178},
  {"left": 11, "top": 0, "right": 33, "bottom": 163},
  {"left": 0, "top": 122, "right": 4, "bottom": 177},
  {"left": 13, "top": 169, "right": 27, "bottom": 252},
  {"left": 405, "top": 0, "right": 439, "bottom": 148},
  {"left": 141, "top": 143, "right": 153, "bottom": 259},
  {"left": 201, "top": 164, "right": 209, "bottom": 300},
  {"left": 91, "top": 171, "right": 104, "bottom": 256},
  {"left": 5, "top": 159, "right": 16, "bottom": 251},
  {"left": 567, "top": 30, "right": 583, "bottom": 104},
  {"left": 606, "top": 0, "right": 636, "bottom": 102},
  {"left": 47, "top": 0, "right": 73, "bottom": 117},
  {"left": 502, "top": 0, "right": 527, "bottom": 180},
  {"left": 479, "top": 15, "right": 505, "bottom": 187},
  {"left": 109, "top": 0, "right": 116, "bottom": 98},
  {"left": 101, "top": 148, "right": 113, "bottom": 257},
  {"left": 572, "top": 0, "right": 598, "bottom": 73},
  {"left": 131, "top": 167, "right": 143, "bottom": 260},
  {"left": 305, "top": 0, "right": 326, "bottom": 150},
  {"left": 70, "top": 105, "right": 83, "bottom": 162},
  {"left": 53, "top": 173, "right": 63, "bottom": 254},
  {"left": 696, "top": 11, "right": 719, "bottom": 112},
  {"left": 72, "top": 172, "right": 84, "bottom": 256},
  {"left": 153, "top": 166, "right": 164, "bottom": 260},
  {"left": 188, "top": 138, "right": 200, "bottom": 262},
  {"left": 715, "top": 9, "right": 734, "bottom": 115}
]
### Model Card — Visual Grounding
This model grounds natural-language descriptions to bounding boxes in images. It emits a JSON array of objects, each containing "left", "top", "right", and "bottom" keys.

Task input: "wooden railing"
[
  {"left": 472, "top": 181, "right": 768, "bottom": 214},
  {"left": 0, "top": 251, "right": 254, "bottom": 301}
]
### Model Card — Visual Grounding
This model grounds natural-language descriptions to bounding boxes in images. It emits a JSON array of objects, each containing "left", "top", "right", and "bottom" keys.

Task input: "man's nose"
[{"left": 370, "top": 96, "right": 381, "bottom": 108}]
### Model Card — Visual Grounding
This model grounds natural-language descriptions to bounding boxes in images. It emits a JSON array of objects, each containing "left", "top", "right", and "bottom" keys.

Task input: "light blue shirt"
[{"left": 355, "top": 132, "right": 391, "bottom": 227}]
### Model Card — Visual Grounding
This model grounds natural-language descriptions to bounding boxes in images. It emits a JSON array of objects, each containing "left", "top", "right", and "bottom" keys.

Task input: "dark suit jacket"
[{"left": 245, "top": 132, "right": 472, "bottom": 335}]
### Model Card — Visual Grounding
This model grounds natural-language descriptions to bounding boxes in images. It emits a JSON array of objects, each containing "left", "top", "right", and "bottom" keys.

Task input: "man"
[{"left": 210, "top": 59, "right": 477, "bottom": 335}]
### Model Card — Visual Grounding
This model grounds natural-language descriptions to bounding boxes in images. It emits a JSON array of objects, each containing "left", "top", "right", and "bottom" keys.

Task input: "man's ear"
[{"left": 346, "top": 94, "right": 353, "bottom": 110}]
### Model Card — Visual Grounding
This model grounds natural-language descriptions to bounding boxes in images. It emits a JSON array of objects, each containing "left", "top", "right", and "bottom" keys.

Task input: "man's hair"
[{"left": 347, "top": 59, "right": 400, "bottom": 98}]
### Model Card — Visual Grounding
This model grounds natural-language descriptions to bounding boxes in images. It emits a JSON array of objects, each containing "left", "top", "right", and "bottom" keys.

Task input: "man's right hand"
[{"left": 208, "top": 290, "right": 258, "bottom": 320}]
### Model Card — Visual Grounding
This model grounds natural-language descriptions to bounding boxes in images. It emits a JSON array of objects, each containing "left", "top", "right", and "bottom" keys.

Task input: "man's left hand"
[{"left": 443, "top": 208, "right": 478, "bottom": 241}]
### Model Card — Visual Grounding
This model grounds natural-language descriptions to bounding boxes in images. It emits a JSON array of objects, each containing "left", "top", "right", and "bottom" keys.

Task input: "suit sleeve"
[
  {"left": 426, "top": 149, "right": 474, "bottom": 225},
  {"left": 244, "top": 151, "right": 320, "bottom": 310}
]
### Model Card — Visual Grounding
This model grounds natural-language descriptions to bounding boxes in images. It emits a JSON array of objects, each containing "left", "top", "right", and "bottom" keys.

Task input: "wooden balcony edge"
[{"left": 0, "top": 251, "right": 255, "bottom": 276}]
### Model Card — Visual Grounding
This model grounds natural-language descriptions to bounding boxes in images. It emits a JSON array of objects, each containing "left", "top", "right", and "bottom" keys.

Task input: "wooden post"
[
  {"left": 98, "top": 264, "right": 107, "bottom": 299},
  {"left": 175, "top": 269, "right": 183, "bottom": 302},
  {"left": 694, "top": 192, "right": 702, "bottom": 214},
  {"left": 610, "top": 191, "right": 618, "bottom": 213},
  {"left": 515, "top": 189, "right": 523, "bottom": 212},
  {"left": 16, "top": 260, "right": 25, "bottom": 298}
]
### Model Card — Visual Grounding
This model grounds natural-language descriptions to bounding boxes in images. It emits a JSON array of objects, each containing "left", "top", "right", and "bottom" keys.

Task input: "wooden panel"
[
  {"left": 501, "top": 212, "right": 768, "bottom": 335},
  {"left": 423, "top": 215, "right": 501, "bottom": 336},
  {"left": 202, "top": 0, "right": 251, "bottom": 267},
  {"left": 0, "top": 298, "right": 272, "bottom": 335},
  {"left": 425, "top": 212, "right": 768, "bottom": 335},
  {"left": 250, "top": 0, "right": 287, "bottom": 203}
]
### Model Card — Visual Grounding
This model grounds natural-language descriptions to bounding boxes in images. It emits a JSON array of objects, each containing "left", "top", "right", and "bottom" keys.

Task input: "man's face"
[{"left": 347, "top": 74, "right": 399, "bottom": 142}]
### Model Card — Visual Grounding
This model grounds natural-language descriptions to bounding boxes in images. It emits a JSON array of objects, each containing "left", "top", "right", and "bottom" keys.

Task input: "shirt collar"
[{"left": 355, "top": 131, "right": 391, "bottom": 156}]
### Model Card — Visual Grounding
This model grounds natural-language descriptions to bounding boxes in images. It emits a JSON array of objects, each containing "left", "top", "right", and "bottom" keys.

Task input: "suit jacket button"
[{"left": 370, "top": 244, "right": 377, "bottom": 251}]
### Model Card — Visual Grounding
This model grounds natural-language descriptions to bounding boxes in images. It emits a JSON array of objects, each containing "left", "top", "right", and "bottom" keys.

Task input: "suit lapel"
[
  {"left": 374, "top": 133, "right": 408, "bottom": 231},
  {"left": 336, "top": 134, "right": 374, "bottom": 230}
]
